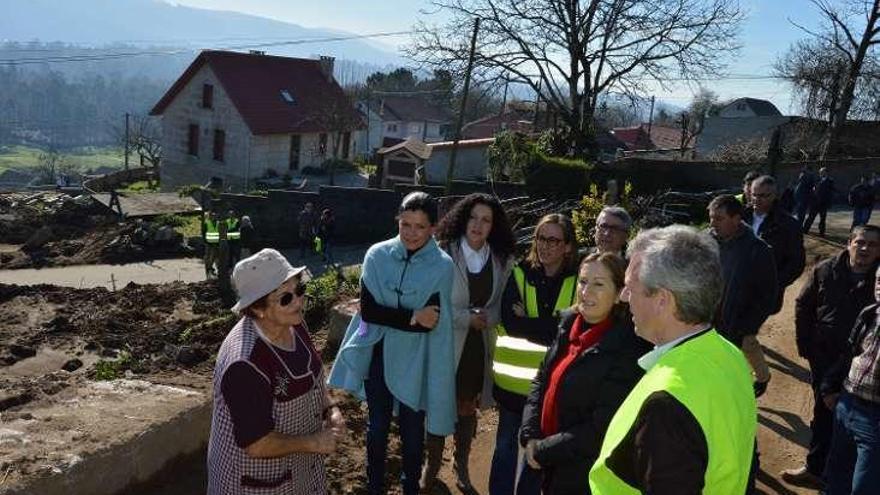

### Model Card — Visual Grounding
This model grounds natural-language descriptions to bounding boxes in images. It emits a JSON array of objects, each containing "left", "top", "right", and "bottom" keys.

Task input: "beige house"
[{"left": 150, "top": 50, "right": 363, "bottom": 192}]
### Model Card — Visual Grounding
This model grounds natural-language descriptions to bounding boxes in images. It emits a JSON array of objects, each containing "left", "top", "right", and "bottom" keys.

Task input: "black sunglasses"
[{"left": 277, "top": 284, "right": 307, "bottom": 306}]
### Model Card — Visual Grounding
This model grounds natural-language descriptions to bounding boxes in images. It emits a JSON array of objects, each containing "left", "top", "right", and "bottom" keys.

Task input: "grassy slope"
[{"left": 0, "top": 145, "right": 125, "bottom": 174}]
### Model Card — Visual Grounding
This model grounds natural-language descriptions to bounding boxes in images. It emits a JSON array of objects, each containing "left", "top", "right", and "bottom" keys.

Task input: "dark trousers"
[
  {"left": 795, "top": 199, "right": 811, "bottom": 227},
  {"left": 806, "top": 356, "right": 833, "bottom": 475},
  {"left": 803, "top": 206, "right": 828, "bottom": 235},
  {"left": 488, "top": 404, "right": 542, "bottom": 495},
  {"left": 852, "top": 207, "right": 873, "bottom": 228},
  {"left": 365, "top": 341, "right": 425, "bottom": 495},
  {"left": 824, "top": 393, "right": 880, "bottom": 495}
]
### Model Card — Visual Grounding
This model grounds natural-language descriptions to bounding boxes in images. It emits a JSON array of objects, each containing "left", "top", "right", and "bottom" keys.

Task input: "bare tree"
[
  {"left": 774, "top": 0, "right": 880, "bottom": 157},
  {"left": 36, "top": 149, "right": 78, "bottom": 184},
  {"left": 129, "top": 115, "right": 162, "bottom": 185},
  {"left": 685, "top": 86, "right": 723, "bottom": 138},
  {"left": 410, "top": 0, "right": 743, "bottom": 157}
]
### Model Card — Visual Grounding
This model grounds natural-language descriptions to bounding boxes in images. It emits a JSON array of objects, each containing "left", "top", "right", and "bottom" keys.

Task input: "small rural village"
[{"left": 1, "top": 1, "right": 879, "bottom": 494}]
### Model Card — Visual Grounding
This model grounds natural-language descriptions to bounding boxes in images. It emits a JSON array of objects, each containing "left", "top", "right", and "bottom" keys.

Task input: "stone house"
[
  {"left": 150, "top": 50, "right": 363, "bottom": 192},
  {"left": 695, "top": 97, "right": 790, "bottom": 158},
  {"left": 355, "top": 96, "right": 452, "bottom": 153}
]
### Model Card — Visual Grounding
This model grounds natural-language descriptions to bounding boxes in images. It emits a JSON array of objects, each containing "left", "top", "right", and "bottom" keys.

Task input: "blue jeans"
[
  {"left": 823, "top": 393, "right": 880, "bottom": 495},
  {"left": 489, "top": 404, "right": 542, "bottom": 495},
  {"left": 365, "top": 342, "right": 425, "bottom": 495}
]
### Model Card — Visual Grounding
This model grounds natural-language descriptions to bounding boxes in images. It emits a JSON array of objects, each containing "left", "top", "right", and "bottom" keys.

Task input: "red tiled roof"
[
  {"left": 612, "top": 126, "right": 653, "bottom": 150},
  {"left": 150, "top": 50, "right": 363, "bottom": 135}
]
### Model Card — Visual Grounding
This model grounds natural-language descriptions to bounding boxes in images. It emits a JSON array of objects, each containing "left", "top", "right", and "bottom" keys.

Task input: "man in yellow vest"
[
  {"left": 203, "top": 210, "right": 220, "bottom": 278},
  {"left": 589, "top": 225, "right": 756, "bottom": 494}
]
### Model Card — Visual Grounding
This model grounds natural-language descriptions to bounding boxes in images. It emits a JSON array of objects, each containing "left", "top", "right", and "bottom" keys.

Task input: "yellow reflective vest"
[
  {"left": 492, "top": 265, "right": 577, "bottom": 396},
  {"left": 589, "top": 329, "right": 756, "bottom": 495},
  {"left": 204, "top": 218, "right": 219, "bottom": 244},
  {"left": 226, "top": 218, "right": 240, "bottom": 241}
]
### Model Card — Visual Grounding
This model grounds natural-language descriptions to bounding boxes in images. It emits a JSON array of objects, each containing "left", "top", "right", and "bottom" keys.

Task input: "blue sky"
[{"left": 173, "top": 0, "right": 826, "bottom": 114}]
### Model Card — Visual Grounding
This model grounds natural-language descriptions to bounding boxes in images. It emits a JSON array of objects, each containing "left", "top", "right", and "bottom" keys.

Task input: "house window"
[
  {"left": 387, "top": 124, "right": 398, "bottom": 133},
  {"left": 202, "top": 84, "right": 214, "bottom": 109},
  {"left": 187, "top": 124, "right": 199, "bottom": 156},
  {"left": 213, "top": 129, "right": 225, "bottom": 162},
  {"left": 409, "top": 123, "right": 421, "bottom": 135},
  {"left": 289, "top": 135, "right": 301, "bottom": 170},
  {"left": 319, "top": 133, "right": 328, "bottom": 155}
]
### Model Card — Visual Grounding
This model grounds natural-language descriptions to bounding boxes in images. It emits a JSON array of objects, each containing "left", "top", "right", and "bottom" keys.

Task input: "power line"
[{"left": 0, "top": 30, "right": 414, "bottom": 66}]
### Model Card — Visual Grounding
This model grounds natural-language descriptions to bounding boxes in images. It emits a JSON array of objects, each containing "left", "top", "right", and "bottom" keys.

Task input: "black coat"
[
  {"left": 714, "top": 224, "right": 778, "bottom": 346},
  {"left": 520, "top": 310, "right": 650, "bottom": 494},
  {"left": 795, "top": 250, "right": 878, "bottom": 363},
  {"left": 745, "top": 203, "right": 805, "bottom": 312}
]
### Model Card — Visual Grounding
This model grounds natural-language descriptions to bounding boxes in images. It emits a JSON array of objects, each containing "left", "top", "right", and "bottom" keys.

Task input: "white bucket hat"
[{"left": 231, "top": 248, "right": 311, "bottom": 313}]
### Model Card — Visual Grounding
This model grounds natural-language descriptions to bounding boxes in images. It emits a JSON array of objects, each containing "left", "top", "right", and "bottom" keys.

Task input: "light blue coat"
[{"left": 327, "top": 236, "right": 456, "bottom": 435}]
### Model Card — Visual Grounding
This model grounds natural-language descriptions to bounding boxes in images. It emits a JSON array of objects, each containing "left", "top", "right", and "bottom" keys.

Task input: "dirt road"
[{"left": 0, "top": 258, "right": 207, "bottom": 288}]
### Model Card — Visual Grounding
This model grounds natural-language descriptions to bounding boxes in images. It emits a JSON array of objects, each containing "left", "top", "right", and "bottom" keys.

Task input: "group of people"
[
  {"left": 203, "top": 209, "right": 256, "bottom": 277},
  {"left": 206, "top": 177, "right": 879, "bottom": 495},
  {"left": 790, "top": 166, "right": 878, "bottom": 235},
  {"left": 297, "top": 201, "right": 336, "bottom": 263}
]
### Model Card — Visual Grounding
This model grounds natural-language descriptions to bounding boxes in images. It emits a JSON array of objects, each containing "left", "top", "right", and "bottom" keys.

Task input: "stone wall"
[
  {"left": 601, "top": 157, "right": 880, "bottom": 201},
  {"left": 215, "top": 181, "right": 527, "bottom": 248}
]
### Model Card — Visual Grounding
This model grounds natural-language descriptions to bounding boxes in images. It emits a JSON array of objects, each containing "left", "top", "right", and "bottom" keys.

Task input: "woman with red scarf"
[{"left": 519, "top": 252, "right": 650, "bottom": 494}]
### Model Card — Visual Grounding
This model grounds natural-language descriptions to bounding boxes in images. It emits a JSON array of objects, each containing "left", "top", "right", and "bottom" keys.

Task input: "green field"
[{"left": 0, "top": 145, "right": 126, "bottom": 174}]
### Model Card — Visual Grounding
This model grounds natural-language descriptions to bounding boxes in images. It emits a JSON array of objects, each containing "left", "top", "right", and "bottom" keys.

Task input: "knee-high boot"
[
  {"left": 420, "top": 433, "right": 445, "bottom": 492},
  {"left": 454, "top": 414, "right": 478, "bottom": 493}
]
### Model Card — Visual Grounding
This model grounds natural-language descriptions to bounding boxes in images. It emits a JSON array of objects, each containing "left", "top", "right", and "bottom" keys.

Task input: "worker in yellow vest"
[
  {"left": 489, "top": 214, "right": 579, "bottom": 495},
  {"left": 203, "top": 210, "right": 220, "bottom": 278},
  {"left": 589, "top": 225, "right": 757, "bottom": 495},
  {"left": 226, "top": 209, "right": 242, "bottom": 268}
]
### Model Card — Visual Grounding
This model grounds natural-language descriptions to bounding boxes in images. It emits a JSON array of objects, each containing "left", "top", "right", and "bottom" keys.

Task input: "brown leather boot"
[
  {"left": 453, "top": 414, "right": 478, "bottom": 494},
  {"left": 420, "top": 433, "right": 445, "bottom": 493}
]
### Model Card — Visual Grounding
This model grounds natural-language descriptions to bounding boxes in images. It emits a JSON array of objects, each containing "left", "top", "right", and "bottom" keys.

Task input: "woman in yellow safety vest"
[{"left": 489, "top": 213, "right": 579, "bottom": 495}]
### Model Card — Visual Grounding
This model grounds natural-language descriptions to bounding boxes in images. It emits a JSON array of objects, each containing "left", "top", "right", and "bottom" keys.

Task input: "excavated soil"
[
  {"left": 0, "top": 280, "right": 383, "bottom": 494},
  {"left": 0, "top": 192, "right": 194, "bottom": 270}
]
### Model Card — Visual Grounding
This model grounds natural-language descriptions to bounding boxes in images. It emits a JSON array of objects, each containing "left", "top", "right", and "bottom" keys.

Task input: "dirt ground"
[
  {"left": 0, "top": 236, "right": 848, "bottom": 494},
  {"left": 0, "top": 192, "right": 194, "bottom": 270}
]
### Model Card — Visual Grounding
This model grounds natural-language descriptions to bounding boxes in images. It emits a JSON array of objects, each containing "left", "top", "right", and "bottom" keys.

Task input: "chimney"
[{"left": 319, "top": 56, "right": 335, "bottom": 82}]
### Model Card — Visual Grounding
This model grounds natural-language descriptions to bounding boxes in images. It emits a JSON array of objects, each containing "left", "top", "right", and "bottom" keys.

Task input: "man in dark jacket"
[
  {"left": 744, "top": 175, "right": 806, "bottom": 314},
  {"left": 793, "top": 165, "right": 817, "bottom": 226},
  {"left": 781, "top": 225, "right": 880, "bottom": 488},
  {"left": 803, "top": 167, "right": 835, "bottom": 236},
  {"left": 849, "top": 175, "right": 875, "bottom": 228},
  {"left": 709, "top": 195, "right": 778, "bottom": 396},
  {"left": 819, "top": 280, "right": 880, "bottom": 493}
]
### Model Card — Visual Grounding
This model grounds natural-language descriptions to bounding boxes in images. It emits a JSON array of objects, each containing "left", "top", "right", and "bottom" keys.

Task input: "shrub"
[
  {"left": 154, "top": 213, "right": 185, "bottom": 228},
  {"left": 571, "top": 184, "right": 606, "bottom": 247},
  {"left": 487, "top": 131, "right": 533, "bottom": 182},
  {"left": 304, "top": 265, "right": 361, "bottom": 328},
  {"left": 526, "top": 152, "right": 592, "bottom": 198}
]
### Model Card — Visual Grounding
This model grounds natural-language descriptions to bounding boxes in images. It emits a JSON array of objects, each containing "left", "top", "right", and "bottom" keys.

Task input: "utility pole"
[
  {"left": 446, "top": 17, "right": 481, "bottom": 193},
  {"left": 647, "top": 96, "right": 655, "bottom": 135},
  {"left": 124, "top": 112, "right": 130, "bottom": 171}
]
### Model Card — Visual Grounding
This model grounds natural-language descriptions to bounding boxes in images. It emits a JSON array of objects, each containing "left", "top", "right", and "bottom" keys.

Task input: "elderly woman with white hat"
[{"left": 207, "top": 248, "right": 344, "bottom": 495}]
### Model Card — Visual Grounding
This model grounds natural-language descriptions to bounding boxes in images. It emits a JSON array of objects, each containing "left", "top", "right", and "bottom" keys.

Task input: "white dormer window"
[{"left": 280, "top": 90, "right": 295, "bottom": 104}]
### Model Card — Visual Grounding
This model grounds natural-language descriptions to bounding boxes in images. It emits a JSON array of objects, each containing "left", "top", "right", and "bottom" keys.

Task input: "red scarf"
[{"left": 540, "top": 314, "right": 614, "bottom": 437}]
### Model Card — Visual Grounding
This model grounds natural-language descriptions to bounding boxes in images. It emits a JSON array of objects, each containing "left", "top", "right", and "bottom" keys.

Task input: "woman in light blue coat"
[{"left": 328, "top": 192, "right": 455, "bottom": 495}]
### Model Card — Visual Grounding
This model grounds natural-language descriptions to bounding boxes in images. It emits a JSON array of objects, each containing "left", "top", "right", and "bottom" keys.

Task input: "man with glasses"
[
  {"left": 592, "top": 207, "right": 632, "bottom": 258},
  {"left": 745, "top": 175, "right": 805, "bottom": 316}
]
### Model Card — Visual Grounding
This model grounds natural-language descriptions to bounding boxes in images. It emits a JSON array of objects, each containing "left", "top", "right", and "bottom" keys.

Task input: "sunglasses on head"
[{"left": 277, "top": 284, "right": 307, "bottom": 306}]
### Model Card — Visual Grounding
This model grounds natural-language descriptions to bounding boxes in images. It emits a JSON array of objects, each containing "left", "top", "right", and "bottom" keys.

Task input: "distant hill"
[{"left": 0, "top": 0, "right": 404, "bottom": 67}]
